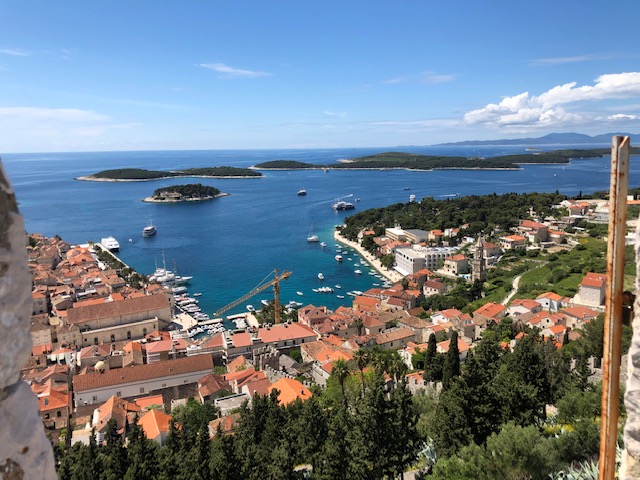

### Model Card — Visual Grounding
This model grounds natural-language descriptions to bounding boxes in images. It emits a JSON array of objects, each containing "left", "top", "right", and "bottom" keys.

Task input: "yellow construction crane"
[{"left": 212, "top": 269, "right": 292, "bottom": 323}]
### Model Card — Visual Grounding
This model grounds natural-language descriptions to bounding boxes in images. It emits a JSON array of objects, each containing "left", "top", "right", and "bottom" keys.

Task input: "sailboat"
[{"left": 307, "top": 224, "right": 319, "bottom": 242}]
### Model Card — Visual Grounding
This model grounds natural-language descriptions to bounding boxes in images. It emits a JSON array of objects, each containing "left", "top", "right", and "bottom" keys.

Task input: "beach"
[{"left": 333, "top": 230, "right": 405, "bottom": 284}]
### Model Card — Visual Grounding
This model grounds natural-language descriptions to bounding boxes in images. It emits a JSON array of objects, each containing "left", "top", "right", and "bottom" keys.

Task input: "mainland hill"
[
  {"left": 437, "top": 131, "right": 640, "bottom": 146},
  {"left": 76, "top": 166, "right": 262, "bottom": 181},
  {"left": 253, "top": 149, "right": 611, "bottom": 171}
]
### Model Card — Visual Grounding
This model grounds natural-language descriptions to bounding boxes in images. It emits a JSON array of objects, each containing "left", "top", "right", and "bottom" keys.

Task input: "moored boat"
[
  {"left": 100, "top": 236, "right": 120, "bottom": 251},
  {"left": 335, "top": 255, "right": 343, "bottom": 262},
  {"left": 297, "top": 188, "right": 307, "bottom": 196},
  {"left": 318, "top": 273, "right": 324, "bottom": 280}
]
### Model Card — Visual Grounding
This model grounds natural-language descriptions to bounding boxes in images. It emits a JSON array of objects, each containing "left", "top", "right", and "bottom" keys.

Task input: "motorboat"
[
  {"left": 336, "top": 295, "right": 345, "bottom": 299},
  {"left": 320, "top": 242, "right": 327, "bottom": 247},
  {"left": 193, "top": 293, "right": 202, "bottom": 297},
  {"left": 335, "top": 255, "right": 343, "bottom": 262},
  {"left": 261, "top": 299, "right": 270, "bottom": 306},
  {"left": 318, "top": 273, "right": 324, "bottom": 280},
  {"left": 297, "top": 188, "right": 307, "bottom": 196},
  {"left": 171, "top": 286, "right": 187, "bottom": 294},
  {"left": 246, "top": 305, "right": 255, "bottom": 312},
  {"left": 100, "top": 236, "right": 120, "bottom": 251},
  {"left": 296, "top": 291, "right": 304, "bottom": 296},
  {"left": 142, "top": 221, "right": 157, "bottom": 237},
  {"left": 354, "top": 269, "right": 362, "bottom": 274},
  {"left": 335, "top": 284, "right": 342, "bottom": 289}
]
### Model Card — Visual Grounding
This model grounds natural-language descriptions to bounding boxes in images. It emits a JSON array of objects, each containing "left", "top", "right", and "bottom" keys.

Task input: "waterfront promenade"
[{"left": 333, "top": 230, "right": 404, "bottom": 284}]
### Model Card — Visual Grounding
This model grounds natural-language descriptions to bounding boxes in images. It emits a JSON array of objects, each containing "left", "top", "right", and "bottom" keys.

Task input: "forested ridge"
[
  {"left": 340, "top": 191, "right": 566, "bottom": 240},
  {"left": 85, "top": 167, "right": 261, "bottom": 180},
  {"left": 254, "top": 149, "right": 606, "bottom": 171}
]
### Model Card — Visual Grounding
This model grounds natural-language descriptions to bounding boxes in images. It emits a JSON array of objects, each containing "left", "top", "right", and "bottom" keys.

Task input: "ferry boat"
[
  {"left": 142, "top": 221, "right": 157, "bottom": 237},
  {"left": 100, "top": 236, "right": 120, "bottom": 251},
  {"left": 332, "top": 200, "right": 356, "bottom": 211}
]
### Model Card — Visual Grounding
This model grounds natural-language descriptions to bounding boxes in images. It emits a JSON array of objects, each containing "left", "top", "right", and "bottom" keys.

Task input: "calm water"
[{"left": 2, "top": 144, "right": 636, "bottom": 316}]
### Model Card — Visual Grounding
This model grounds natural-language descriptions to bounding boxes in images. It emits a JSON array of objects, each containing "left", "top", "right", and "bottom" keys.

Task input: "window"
[
  {"left": 57, "top": 411, "right": 62, "bottom": 417},
  {"left": 127, "top": 331, "right": 132, "bottom": 340},
  {"left": 116, "top": 391, "right": 121, "bottom": 397},
  {"left": 44, "top": 413, "right": 50, "bottom": 419},
  {"left": 94, "top": 337, "right": 98, "bottom": 345},
  {"left": 92, "top": 396, "right": 97, "bottom": 402},
  {"left": 162, "top": 384, "right": 167, "bottom": 388},
  {"left": 140, "top": 388, "right": 145, "bottom": 394},
  {"left": 110, "top": 334, "right": 115, "bottom": 342}
]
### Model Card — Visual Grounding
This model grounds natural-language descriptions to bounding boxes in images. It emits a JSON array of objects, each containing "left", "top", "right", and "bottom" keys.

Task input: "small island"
[
  {"left": 253, "top": 149, "right": 608, "bottom": 171},
  {"left": 76, "top": 166, "right": 262, "bottom": 181},
  {"left": 142, "top": 184, "right": 227, "bottom": 203}
]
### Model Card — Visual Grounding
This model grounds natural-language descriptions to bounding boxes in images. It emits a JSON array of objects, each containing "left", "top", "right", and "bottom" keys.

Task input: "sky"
[{"left": 1, "top": 0, "right": 640, "bottom": 153}]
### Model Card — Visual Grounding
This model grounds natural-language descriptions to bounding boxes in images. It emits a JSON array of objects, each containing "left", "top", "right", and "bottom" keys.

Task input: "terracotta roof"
[
  {"left": 354, "top": 296, "right": 381, "bottom": 308},
  {"left": 242, "top": 377, "right": 272, "bottom": 397},
  {"left": 257, "top": 323, "right": 317, "bottom": 344},
  {"left": 38, "top": 387, "right": 70, "bottom": 413},
  {"left": 375, "top": 327, "right": 415, "bottom": 345},
  {"left": 473, "top": 302, "right": 506, "bottom": 319},
  {"left": 537, "top": 291, "right": 562, "bottom": 301},
  {"left": 436, "top": 308, "right": 463, "bottom": 319},
  {"left": 437, "top": 337, "right": 471, "bottom": 353},
  {"left": 268, "top": 378, "right": 312, "bottom": 405},
  {"left": 67, "top": 294, "right": 170, "bottom": 324},
  {"left": 510, "top": 298, "right": 541, "bottom": 310},
  {"left": 503, "top": 234, "right": 527, "bottom": 241},
  {"left": 138, "top": 409, "right": 172, "bottom": 440},
  {"left": 74, "top": 355, "right": 213, "bottom": 392},
  {"left": 95, "top": 396, "right": 141, "bottom": 433},
  {"left": 580, "top": 272, "right": 606, "bottom": 288},
  {"left": 230, "top": 331, "right": 253, "bottom": 348},
  {"left": 131, "top": 394, "right": 164, "bottom": 411},
  {"left": 226, "top": 355, "right": 247, "bottom": 373},
  {"left": 198, "top": 373, "right": 230, "bottom": 398},
  {"left": 561, "top": 306, "right": 600, "bottom": 320},
  {"left": 209, "top": 413, "right": 240, "bottom": 437},
  {"left": 202, "top": 333, "right": 225, "bottom": 349}
]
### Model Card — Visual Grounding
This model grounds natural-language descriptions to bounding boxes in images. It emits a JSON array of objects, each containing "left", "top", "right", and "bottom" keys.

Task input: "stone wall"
[{"left": 0, "top": 161, "right": 56, "bottom": 479}]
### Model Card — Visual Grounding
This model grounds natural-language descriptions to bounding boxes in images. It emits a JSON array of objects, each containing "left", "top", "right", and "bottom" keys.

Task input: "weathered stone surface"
[
  {"left": 0, "top": 162, "right": 31, "bottom": 390},
  {"left": 621, "top": 219, "right": 640, "bottom": 479},
  {"left": 0, "top": 382, "right": 56, "bottom": 479},
  {"left": 0, "top": 161, "right": 56, "bottom": 479}
]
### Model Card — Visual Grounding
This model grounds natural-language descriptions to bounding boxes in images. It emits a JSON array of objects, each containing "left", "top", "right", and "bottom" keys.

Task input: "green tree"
[
  {"left": 352, "top": 348, "right": 369, "bottom": 397},
  {"left": 442, "top": 331, "right": 461, "bottom": 389},
  {"left": 331, "top": 358, "right": 351, "bottom": 407}
]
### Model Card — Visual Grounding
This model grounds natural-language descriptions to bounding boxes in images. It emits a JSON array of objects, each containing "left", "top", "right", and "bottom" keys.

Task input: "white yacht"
[
  {"left": 100, "top": 237, "right": 120, "bottom": 251},
  {"left": 335, "top": 255, "right": 343, "bottom": 262},
  {"left": 318, "top": 273, "right": 324, "bottom": 280},
  {"left": 142, "top": 221, "right": 157, "bottom": 237}
]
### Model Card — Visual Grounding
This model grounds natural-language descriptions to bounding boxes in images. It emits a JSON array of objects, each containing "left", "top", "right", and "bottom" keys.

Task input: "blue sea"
[{"left": 2, "top": 144, "right": 635, "bottom": 317}]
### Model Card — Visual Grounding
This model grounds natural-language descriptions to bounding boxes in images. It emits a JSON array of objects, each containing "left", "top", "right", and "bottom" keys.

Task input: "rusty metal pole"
[{"left": 600, "top": 136, "right": 630, "bottom": 479}]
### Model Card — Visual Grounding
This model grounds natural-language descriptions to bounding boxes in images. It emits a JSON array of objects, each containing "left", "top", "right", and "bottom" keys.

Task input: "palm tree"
[
  {"left": 355, "top": 317, "right": 364, "bottom": 336},
  {"left": 331, "top": 358, "right": 350, "bottom": 407},
  {"left": 352, "top": 349, "right": 369, "bottom": 397}
]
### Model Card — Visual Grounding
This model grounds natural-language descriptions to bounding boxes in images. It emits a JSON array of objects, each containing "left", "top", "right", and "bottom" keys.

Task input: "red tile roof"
[
  {"left": 74, "top": 355, "right": 213, "bottom": 392},
  {"left": 67, "top": 294, "right": 170, "bottom": 324},
  {"left": 257, "top": 323, "right": 317, "bottom": 344},
  {"left": 138, "top": 409, "right": 172, "bottom": 440},
  {"left": 268, "top": 378, "right": 312, "bottom": 405}
]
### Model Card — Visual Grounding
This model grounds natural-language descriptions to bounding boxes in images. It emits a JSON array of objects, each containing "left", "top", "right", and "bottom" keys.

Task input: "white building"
[{"left": 394, "top": 246, "right": 458, "bottom": 276}]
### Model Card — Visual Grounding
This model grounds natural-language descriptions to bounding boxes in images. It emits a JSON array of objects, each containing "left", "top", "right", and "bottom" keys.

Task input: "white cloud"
[
  {"left": 608, "top": 113, "right": 640, "bottom": 121},
  {"left": 0, "top": 107, "right": 112, "bottom": 140},
  {"left": 197, "top": 63, "right": 271, "bottom": 78},
  {"left": 419, "top": 72, "right": 456, "bottom": 84},
  {"left": 323, "top": 111, "right": 347, "bottom": 118},
  {"left": 464, "top": 72, "right": 640, "bottom": 128},
  {"left": 0, "top": 47, "right": 31, "bottom": 56},
  {"left": 382, "top": 71, "right": 455, "bottom": 85},
  {"left": 530, "top": 53, "right": 619, "bottom": 66}
]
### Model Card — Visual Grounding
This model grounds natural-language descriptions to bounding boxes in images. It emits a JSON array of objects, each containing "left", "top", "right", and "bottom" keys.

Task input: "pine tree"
[
  {"left": 442, "top": 331, "right": 461, "bottom": 389},
  {"left": 316, "top": 404, "right": 350, "bottom": 480},
  {"left": 423, "top": 333, "right": 439, "bottom": 382}
]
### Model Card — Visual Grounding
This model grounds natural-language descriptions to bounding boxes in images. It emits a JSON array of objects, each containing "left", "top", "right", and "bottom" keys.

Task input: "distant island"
[
  {"left": 76, "top": 166, "right": 262, "bottom": 181},
  {"left": 143, "top": 184, "right": 227, "bottom": 203},
  {"left": 437, "top": 131, "right": 640, "bottom": 146},
  {"left": 253, "top": 148, "right": 609, "bottom": 171}
]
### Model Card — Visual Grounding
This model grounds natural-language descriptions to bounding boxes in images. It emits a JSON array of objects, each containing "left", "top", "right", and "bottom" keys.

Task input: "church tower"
[{"left": 471, "top": 236, "right": 485, "bottom": 283}]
